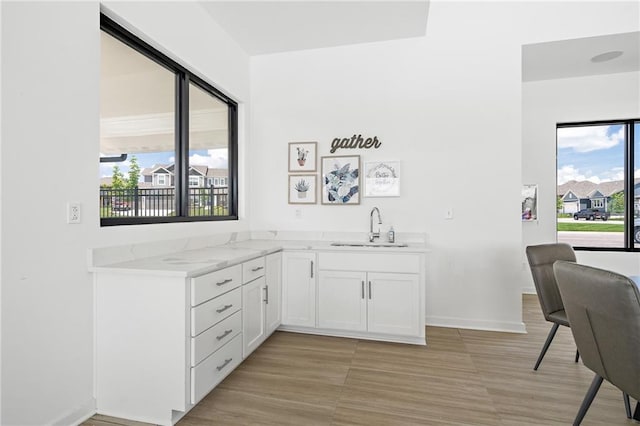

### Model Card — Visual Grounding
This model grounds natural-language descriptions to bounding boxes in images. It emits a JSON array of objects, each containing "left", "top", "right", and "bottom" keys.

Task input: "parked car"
[
  {"left": 635, "top": 218, "right": 640, "bottom": 244},
  {"left": 573, "top": 208, "right": 609, "bottom": 221}
]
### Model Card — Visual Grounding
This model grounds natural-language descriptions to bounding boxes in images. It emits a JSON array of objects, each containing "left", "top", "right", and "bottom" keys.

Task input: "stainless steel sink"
[{"left": 330, "top": 242, "right": 408, "bottom": 248}]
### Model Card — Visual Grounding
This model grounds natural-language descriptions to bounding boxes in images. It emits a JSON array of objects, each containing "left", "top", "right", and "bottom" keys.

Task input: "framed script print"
[
  {"left": 288, "top": 175, "right": 317, "bottom": 204},
  {"left": 321, "top": 155, "right": 360, "bottom": 205},
  {"left": 364, "top": 161, "right": 400, "bottom": 197},
  {"left": 288, "top": 142, "right": 317, "bottom": 172}
]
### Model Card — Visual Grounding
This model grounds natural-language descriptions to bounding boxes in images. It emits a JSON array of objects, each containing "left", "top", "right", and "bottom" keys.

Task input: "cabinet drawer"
[
  {"left": 191, "top": 287, "right": 241, "bottom": 337},
  {"left": 319, "top": 252, "right": 420, "bottom": 273},
  {"left": 191, "top": 310, "right": 242, "bottom": 367},
  {"left": 191, "top": 265, "right": 242, "bottom": 306},
  {"left": 191, "top": 333, "right": 243, "bottom": 404},
  {"left": 243, "top": 257, "right": 265, "bottom": 283}
]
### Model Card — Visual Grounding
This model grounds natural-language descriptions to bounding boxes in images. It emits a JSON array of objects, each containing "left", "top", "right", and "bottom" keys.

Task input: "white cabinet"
[
  {"left": 318, "top": 271, "right": 421, "bottom": 337},
  {"left": 316, "top": 251, "right": 425, "bottom": 345},
  {"left": 242, "top": 276, "right": 266, "bottom": 357},
  {"left": 318, "top": 271, "right": 367, "bottom": 331},
  {"left": 95, "top": 253, "right": 282, "bottom": 426},
  {"left": 281, "top": 251, "right": 317, "bottom": 327},
  {"left": 367, "top": 272, "right": 421, "bottom": 336},
  {"left": 265, "top": 252, "right": 282, "bottom": 335},
  {"left": 242, "top": 252, "right": 282, "bottom": 358}
]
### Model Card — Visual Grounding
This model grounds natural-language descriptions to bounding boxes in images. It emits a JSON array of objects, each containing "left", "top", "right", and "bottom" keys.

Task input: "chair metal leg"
[
  {"left": 573, "top": 374, "right": 603, "bottom": 426},
  {"left": 624, "top": 392, "right": 631, "bottom": 419},
  {"left": 575, "top": 349, "right": 579, "bottom": 363},
  {"left": 534, "top": 323, "right": 559, "bottom": 370},
  {"left": 633, "top": 400, "right": 640, "bottom": 421}
]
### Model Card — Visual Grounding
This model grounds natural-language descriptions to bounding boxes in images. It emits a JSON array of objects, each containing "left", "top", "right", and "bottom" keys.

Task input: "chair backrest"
[
  {"left": 526, "top": 243, "right": 576, "bottom": 320},
  {"left": 554, "top": 260, "right": 640, "bottom": 400}
]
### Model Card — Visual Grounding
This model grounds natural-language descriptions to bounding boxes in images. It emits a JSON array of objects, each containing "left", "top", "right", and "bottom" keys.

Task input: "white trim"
[
  {"left": 425, "top": 315, "right": 527, "bottom": 334},
  {"left": 51, "top": 398, "right": 96, "bottom": 426}
]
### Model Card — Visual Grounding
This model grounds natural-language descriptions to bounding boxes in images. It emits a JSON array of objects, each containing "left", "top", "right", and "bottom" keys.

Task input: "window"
[
  {"left": 99, "top": 14, "right": 237, "bottom": 225},
  {"left": 557, "top": 120, "right": 638, "bottom": 250}
]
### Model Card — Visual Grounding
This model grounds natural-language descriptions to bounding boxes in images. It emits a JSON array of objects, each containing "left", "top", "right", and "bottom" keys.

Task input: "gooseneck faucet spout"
[{"left": 369, "top": 207, "right": 382, "bottom": 242}]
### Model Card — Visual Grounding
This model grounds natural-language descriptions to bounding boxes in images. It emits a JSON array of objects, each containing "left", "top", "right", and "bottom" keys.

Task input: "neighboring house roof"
[
  {"left": 142, "top": 164, "right": 227, "bottom": 178},
  {"left": 206, "top": 168, "right": 228, "bottom": 178},
  {"left": 557, "top": 179, "right": 640, "bottom": 198},
  {"left": 190, "top": 165, "right": 208, "bottom": 176}
]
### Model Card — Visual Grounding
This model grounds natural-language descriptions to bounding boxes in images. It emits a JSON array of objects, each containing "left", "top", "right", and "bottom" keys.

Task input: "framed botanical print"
[
  {"left": 288, "top": 142, "right": 317, "bottom": 172},
  {"left": 321, "top": 155, "right": 360, "bottom": 205},
  {"left": 288, "top": 175, "right": 317, "bottom": 204}
]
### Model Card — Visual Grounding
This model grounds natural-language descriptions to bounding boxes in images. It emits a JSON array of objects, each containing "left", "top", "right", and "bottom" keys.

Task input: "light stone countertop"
[{"left": 89, "top": 232, "right": 428, "bottom": 278}]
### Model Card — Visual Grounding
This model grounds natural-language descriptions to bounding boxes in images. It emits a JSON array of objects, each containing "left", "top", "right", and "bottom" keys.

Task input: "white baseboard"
[
  {"left": 522, "top": 286, "right": 536, "bottom": 295},
  {"left": 52, "top": 398, "right": 96, "bottom": 426},
  {"left": 426, "top": 316, "right": 527, "bottom": 334}
]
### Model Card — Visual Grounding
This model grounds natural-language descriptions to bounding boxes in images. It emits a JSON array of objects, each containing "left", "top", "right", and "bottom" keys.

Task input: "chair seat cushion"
[{"left": 548, "top": 309, "right": 570, "bottom": 327}]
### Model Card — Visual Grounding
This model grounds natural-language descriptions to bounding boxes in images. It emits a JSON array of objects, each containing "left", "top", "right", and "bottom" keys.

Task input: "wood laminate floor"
[{"left": 84, "top": 294, "right": 638, "bottom": 425}]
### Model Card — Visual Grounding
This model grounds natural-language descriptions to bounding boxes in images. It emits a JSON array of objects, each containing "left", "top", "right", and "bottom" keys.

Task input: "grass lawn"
[{"left": 557, "top": 222, "right": 624, "bottom": 232}]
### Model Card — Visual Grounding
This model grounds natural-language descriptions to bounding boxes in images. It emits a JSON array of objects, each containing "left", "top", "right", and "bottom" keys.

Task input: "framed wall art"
[
  {"left": 288, "top": 141, "right": 317, "bottom": 172},
  {"left": 364, "top": 160, "right": 400, "bottom": 197},
  {"left": 321, "top": 155, "right": 360, "bottom": 205},
  {"left": 522, "top": 184, "right": 538, "bottom": 221},
  {"left": 288, "top": 175, "right": 317, "bottom": 204}
]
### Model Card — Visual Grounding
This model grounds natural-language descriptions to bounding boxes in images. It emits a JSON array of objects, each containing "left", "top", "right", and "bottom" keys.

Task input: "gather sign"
[{"left": 330, "top": 135, "right": 382, "bottom": 154}]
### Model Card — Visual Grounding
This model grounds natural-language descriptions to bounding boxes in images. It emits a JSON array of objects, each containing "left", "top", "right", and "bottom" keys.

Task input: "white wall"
[
  {"left": 0, "top": 2, "right": 249, "bottom": 425},
  {"left": 522, "top": 71, "right": 640, "bottom": 292},
  {"left": 249, "top": 1, "right": 640, "bottom": 333}
]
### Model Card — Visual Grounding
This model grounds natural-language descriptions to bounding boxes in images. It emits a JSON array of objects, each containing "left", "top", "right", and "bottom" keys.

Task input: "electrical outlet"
[
  {"left": 445, "top": 207, "right": 454, "bottom": 220},
  {"left": 67, "top": 203, "right": 81, "bottom": 224}
]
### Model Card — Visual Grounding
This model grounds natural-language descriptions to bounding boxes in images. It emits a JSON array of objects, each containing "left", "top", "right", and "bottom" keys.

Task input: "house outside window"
[{"left": 99, "top": 14, "right": 237, "bottom": 225}]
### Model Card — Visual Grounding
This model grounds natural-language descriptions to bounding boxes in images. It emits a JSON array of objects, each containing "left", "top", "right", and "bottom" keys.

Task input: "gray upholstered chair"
[
  {"left": 554, "top": 261, "right": 639, "bottom": 425},
  {"left": 525, "top": 243, "right": 579, "bottom": 370}
]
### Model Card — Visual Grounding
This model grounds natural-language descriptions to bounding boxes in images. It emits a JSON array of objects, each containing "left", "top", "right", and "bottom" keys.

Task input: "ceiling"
[
  {"left": 522, "top": 31, "right": 640, "bottom": 82},
  {"left": 199, "top": 1, "right": 638, "bottom": 81},
  {"left": 200, "top": 1, "right": 430, "bottom": 55}
]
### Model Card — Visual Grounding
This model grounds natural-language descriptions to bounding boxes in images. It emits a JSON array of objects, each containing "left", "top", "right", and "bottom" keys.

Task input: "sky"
[
  {"left": 100, "top": 148, "right": 228, "bottom": 180},
  {"left": 557, "top": 123, "right": 639, "bottom": 185}
]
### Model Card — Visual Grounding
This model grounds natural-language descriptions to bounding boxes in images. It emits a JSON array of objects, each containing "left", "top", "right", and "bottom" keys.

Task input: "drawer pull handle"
[
  {"left": 216, "top": 358, "right": 233, "bottom": 371},
  {"left": 361, "top": 281, "right": 365, "bottom": 299},
  {"left": 264, "top": 285, "right": 269, "bottom": 304},
  {"left": 216, "top": 278, "right": 233, "bottom": 286},
  {"left": 216, "top": 329, "right": 233, "bottom": 340},
  {"left": 368, "top": 281, "right": 372, "bottom": 299},
  {"left": 251, "top": 266, "right": 264, "bottom": 272},
  {"left": 216, "top": 304, "right": 233, "bottom": 313}
]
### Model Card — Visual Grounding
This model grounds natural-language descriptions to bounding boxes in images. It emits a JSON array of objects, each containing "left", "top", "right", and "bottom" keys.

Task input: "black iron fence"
[{"left": 100, "top": 186, "right": 229, "bottom": 218}]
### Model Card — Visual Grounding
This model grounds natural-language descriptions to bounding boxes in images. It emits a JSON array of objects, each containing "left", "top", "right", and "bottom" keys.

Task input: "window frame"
[
  {"left": 100, "top": 13, "right": 238, "bottom": 226},
  {"left": 556, "top": 118, "right": 637, "bottom": 252}
]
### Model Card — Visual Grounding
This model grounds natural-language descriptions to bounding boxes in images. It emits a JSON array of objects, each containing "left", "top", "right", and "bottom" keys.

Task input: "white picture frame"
[{"left": 364, "top": 161, "right": 400, "bottom": 197}]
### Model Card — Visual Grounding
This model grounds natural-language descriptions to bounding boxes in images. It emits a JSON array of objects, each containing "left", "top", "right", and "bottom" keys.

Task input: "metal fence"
[{"left": 100, "top": 186, "right": 229, "bottom": 218}]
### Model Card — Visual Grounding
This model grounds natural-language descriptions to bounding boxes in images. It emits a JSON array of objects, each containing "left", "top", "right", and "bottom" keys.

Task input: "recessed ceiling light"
[{"left": 590, "top": 50, "right": 623, "bottom": 63}]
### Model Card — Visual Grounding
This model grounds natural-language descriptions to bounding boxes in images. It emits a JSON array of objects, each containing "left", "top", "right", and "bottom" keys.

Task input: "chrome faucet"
[{"left": 369, "top": 207, "right": 382, "bottom": 242}]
